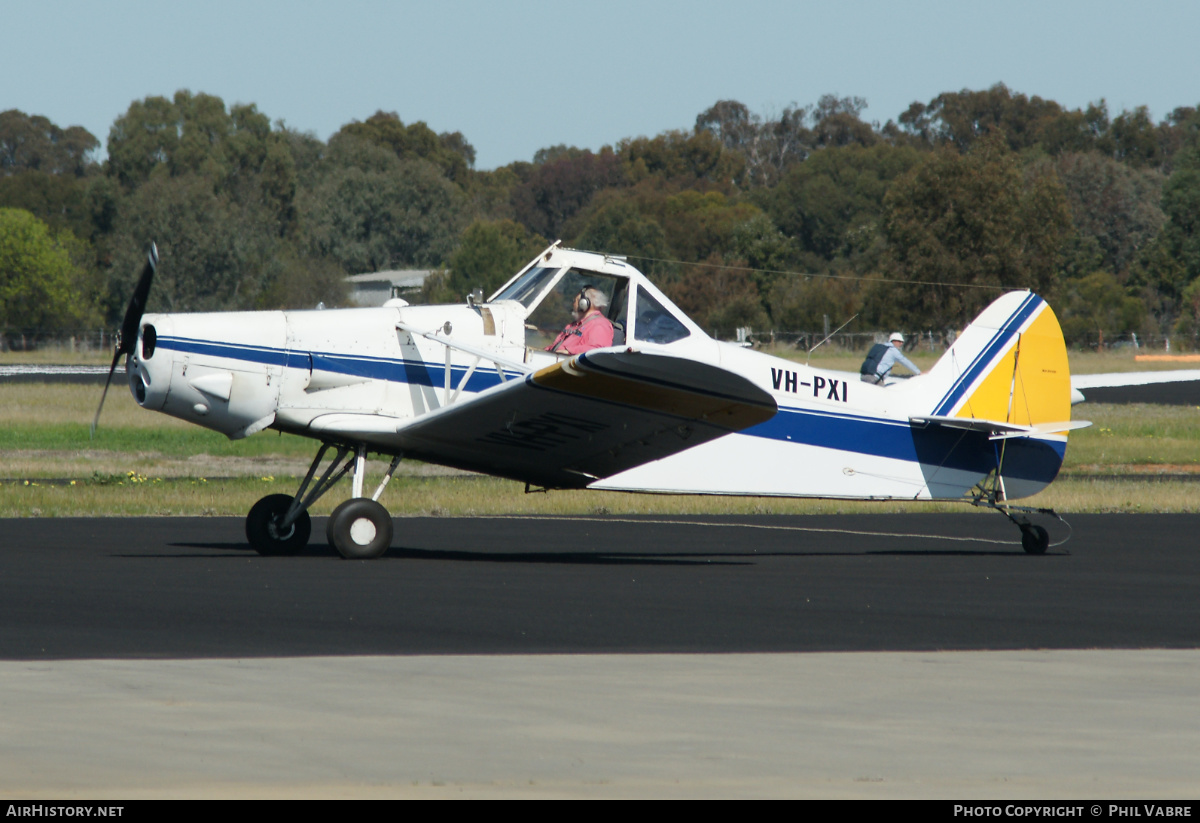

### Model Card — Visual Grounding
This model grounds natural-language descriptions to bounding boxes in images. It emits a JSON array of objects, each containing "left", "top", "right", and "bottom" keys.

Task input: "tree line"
[{"left": 2, "top": 84, "right": 1199, "bottom": 348}]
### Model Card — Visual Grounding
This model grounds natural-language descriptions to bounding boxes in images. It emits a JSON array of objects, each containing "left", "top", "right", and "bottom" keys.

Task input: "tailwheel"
[
  {"left": 1020, "top": 524, "right": 1050, "bottom": 555},
  {"left": 246, "top": 494, "right": 311, "bottom": 556},
  {"left": 327, "top": 498, "right": 393, "bottom": 560}
]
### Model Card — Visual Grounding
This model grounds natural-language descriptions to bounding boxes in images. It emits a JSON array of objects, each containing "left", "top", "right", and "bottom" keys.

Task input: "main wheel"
[
  {"left": 1021, "top": 524, "right": 1050, "bottom": 555},
  {"left": 246, "top": 494, "right": 311, "bottom": 556},
  {"left": 327, "top": 498, "right": 393, "bottom": 560}
]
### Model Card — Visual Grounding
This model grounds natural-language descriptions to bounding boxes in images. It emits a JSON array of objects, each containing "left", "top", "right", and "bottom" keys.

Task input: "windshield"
[{"left": 490, "top": 266, "right": 560, "bottom": 307}]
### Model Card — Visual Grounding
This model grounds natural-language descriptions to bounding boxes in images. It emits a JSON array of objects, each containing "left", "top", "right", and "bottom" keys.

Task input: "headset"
[{"left": 577, "top": 286, "right": 609, "bottom": 314}]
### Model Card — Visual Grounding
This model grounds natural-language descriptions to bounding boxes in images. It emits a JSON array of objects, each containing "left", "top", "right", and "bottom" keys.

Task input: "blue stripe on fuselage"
[
  {"left": 156, "top": 335, "right": 1065, "bottom": 484},
  {"left": 745, "top": 403, "right": 1065, "bottom": 483},
  {"left": 156, "top": 335, "right": 511, "bottom": 393}
]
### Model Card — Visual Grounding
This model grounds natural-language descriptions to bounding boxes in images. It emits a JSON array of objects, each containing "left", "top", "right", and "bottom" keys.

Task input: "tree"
[
  {"left": 618, "top": 129, "right": 744, "bottom": 190},
  {"left": 882, "top": 138, "right": 1072, "bottom": 329},
  {"left": 896, "top": 84, "right": 1069, "bottom": 153},
  {"left": 0, "top": 110, "right": 99, "bottom": 177},
  {"left": 694, "top": 99, "right": 811, "bottom": 187},
  {"left": 336, "top": 111, "right": 475, "bottom": 184},
  {"left": 433, "top": 219, "right": 547, "bottom": 302},
  {"left": 108, "top": 174, "right": 276, "bottom": 315},
  {"left": 570, "top": 194, "right": 672, "bottom": 278},
  {"left": 1133, "top": 145, "right": 1200, "bottom": 326},
  {"left": 759, "top": 144, "right": 924, "bottom": 261},
  {"left": 1048, "top": 151, "right": 1166, "bottom": 274},
  {"left": 1058, "top": 271, "right": 1146, "bottom": 348},
  {"left": 0, "top": 171, "right": 94, "bottom": 239},
  {"left": 300, "top": 146, "right": 467, "bottom": 273},
  {"left": 106, "top": 91, "right": 284, "bottom": 196},
  {"left": 510, "top": 147, "right": 625, "bottom": 239},
  {"left": 0, "top": 208, "right": 97, "bottom": 328}
]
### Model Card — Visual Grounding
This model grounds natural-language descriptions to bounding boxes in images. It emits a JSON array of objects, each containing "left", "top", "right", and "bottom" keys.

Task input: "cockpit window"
[
  {"left": 490, "top": 266, "right": 560, "bottom": 307},
  {"left": 523, "top": 269, "right": 625, "bottom": 350},
  {"left": 633, "top": 288, "right": 690, "bottom": 344}
]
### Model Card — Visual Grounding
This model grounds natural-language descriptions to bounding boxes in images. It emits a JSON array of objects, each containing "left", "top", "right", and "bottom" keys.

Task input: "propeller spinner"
[{"left": 91, "top": 243, "right": 158, "bottom": 437}]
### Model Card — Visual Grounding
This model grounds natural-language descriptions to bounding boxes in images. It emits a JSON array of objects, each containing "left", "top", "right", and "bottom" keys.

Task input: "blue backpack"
[{"left": 860, "top": 343, "right": 889, "bottom": 376}]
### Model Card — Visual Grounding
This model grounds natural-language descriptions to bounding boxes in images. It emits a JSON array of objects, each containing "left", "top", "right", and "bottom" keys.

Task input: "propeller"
[{"left": 91, "top": 243, "right": 158, "bottom": 438}]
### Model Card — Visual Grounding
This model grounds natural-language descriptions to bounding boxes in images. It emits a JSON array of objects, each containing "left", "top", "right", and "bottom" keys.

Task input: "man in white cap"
[{"left": 860, "top": 332, "right": 922, "bottom": 384}]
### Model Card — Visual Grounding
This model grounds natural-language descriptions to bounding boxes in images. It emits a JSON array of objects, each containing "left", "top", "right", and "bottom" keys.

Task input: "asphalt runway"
[
  {"left": 4, "top": 513, "right": 1200, "bottom": 660},
  {"left": 4, "top": 514, "right": 1200, "bottom": 798}
]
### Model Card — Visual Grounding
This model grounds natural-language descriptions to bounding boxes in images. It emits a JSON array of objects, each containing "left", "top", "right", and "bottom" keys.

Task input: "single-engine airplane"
[{"left": 95, "top": 241, "right": 1089, "bottom": 558}]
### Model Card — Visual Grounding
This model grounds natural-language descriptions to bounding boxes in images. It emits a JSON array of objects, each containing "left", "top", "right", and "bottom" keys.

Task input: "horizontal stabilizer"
[
  {"left": 911, "top": 415, "right": 1091, "bottom": 440},
  {"left": 393, "top": 349, "right": 778, "bottom": 488}
]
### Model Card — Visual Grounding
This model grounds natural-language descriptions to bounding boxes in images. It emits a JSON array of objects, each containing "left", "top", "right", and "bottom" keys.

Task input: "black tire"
[
  {"left": 327, "top": 498, "right": 393, "bottom": 560},
  {"left": 246, "top": 494, "right": 311, "bottom": 556},
  {"left": 1021, "top": 524, "right": 1050, "bottom": 555}
]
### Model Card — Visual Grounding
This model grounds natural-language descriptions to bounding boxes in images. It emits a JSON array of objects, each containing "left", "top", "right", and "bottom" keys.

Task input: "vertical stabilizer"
[{"left": 925, "top": 291, "right": 1072, "bottom": 428}]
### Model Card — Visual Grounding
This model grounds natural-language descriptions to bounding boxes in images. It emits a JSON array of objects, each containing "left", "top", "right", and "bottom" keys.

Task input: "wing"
[
  {"left": 392, "top": 349, "right": 778, "bottom": 488},
  {"left": 1071, "top": 369, "right": 1200, "bottom": 405}
]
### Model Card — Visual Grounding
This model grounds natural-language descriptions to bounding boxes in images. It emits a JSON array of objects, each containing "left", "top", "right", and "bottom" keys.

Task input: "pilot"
[
  {"left": 861, "top": 332, "right": 922, "bottom": 384},
  {"left": 547, "top": 286, "right": 614, "bottom": 354}
]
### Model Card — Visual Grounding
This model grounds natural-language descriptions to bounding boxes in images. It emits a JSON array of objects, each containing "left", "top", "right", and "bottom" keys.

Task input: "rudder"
[{"left": 926, "top": 291, "right": 1072, "bottom": 428}]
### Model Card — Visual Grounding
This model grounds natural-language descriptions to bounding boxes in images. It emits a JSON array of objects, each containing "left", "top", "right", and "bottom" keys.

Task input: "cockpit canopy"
[{"left": 489, "top": 246, "right": 695, "bottom": 350}]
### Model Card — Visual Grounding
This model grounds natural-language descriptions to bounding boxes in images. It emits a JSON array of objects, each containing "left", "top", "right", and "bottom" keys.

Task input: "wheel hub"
[
  {"left": 349, "top": 517, "right": 377, "bottom": 545},
  {"left": 268, "top": 517, "right": 295, "bottom": 541}
]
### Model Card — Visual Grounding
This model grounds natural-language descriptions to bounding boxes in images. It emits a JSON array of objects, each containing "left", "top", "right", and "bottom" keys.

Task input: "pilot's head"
[
  {"left": 889, "top": 332, "right": 905, "bottom": 349},
  {"left": 573, "top": 287, "right": 608, "bottom": 318}
]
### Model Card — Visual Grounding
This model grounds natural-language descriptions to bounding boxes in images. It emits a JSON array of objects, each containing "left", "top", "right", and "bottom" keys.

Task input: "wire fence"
[
  {"left": 0, "top": 327, "right": 1186, "bottom": 355},
  {"left": 1, "top": 329, "right": 115, "bottom": 353},
  {"left": 733, "top": 328, "right": 1185, "bottom": 354}
]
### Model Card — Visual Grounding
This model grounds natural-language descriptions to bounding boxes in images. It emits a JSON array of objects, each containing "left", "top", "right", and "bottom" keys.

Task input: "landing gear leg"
[
  {"left": 245, "top": 442, "right": 355, "bottom": 557},
  {"left": 974, "top": 499, "right": 1060, "bottom": 555},
  {"left": 326, "top": 447, "right": 402, "bottom": 560}
]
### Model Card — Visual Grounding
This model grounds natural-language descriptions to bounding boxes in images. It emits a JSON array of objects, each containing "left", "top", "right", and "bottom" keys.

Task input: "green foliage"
[
  {"left": 438, "top": 219, "right": 547, "bottom": 302},
  {"left": 1172, "top": 277, "right": 1200, "bottom": 346},
  {"left": 1047, "top": 151, "right": 1165, "bottom": 274},
  {"left": 300, "top": 147, "right": 467, "bottom": 272},
  {"left": 0, "top": 208, "right": 98, "bottom": 327},
  {"left": 108, "top": 174, "right": 278, "bottom": 314},
  {"left": 759, "top": 144, "right": 924, "bottom": 261},
  {"left": 510, "top": 147, "right": 625, "bottom": 239},
  {"left": 1058, "top": 271, "right": 1147, "bottom": 347},
  {"left": 897, "top": 84, "right": 1086, "bottom": 155},
  {"left": 664, "top": 262, "right": 768, "bottom": 337},
  {"left": 253, "top": 246, "right": 348, "bottom": 310},
  {"left": 0, "top": 110, "right": 99, "bottom": 177},
  {"left": 882, "top": 138, "right": 1073, "bottom": 329},
  {"left": 0, "top": 170, "right": 94, "bottom": 239},
  {"left": 1132, "top": 146, "right": 1200, "bottom": 326},
  {"left": 766, "top": 274, "right": 861, "bottom": 332},
  {"left": 337, "top": 111, "right": 475, "bottom": 183},
  {"left": 570, "top": 193, "right": 673, "bottom": 277},
  {"left": 618, "top": 129, "right": 744, "bottom": 189}
]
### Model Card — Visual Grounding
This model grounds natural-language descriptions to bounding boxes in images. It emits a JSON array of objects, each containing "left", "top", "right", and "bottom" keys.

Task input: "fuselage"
[{"left": 127, "top": 248, "right": 1069, "bottom": 502}]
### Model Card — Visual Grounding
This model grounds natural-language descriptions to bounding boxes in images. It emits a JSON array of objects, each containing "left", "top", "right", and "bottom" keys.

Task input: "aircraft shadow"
[{"left": 149, "top": 543, "right": 1052, "bottom": 563}]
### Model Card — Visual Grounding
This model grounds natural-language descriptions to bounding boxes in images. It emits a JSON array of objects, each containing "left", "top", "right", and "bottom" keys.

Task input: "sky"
[{"left": 5, "top": 0, "right": 1200, "bottom": 170}]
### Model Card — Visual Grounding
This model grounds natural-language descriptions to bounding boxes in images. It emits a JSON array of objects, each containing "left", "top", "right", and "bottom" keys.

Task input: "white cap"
[{"left": 889, "top": 332, "right": 904, "bottom": 343}]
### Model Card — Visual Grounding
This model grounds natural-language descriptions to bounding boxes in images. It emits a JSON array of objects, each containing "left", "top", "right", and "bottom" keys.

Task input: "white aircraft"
[{"left": 95, "top": 242, "right": 1089, "bottom": 558}]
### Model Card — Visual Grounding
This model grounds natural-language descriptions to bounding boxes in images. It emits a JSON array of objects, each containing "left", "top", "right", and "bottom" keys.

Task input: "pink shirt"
[{"left": 548, "top": 311, "right": 614, "bottom": 354}]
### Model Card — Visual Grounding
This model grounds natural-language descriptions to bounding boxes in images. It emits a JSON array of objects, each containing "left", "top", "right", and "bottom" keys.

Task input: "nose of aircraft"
[{"left": 127, "top": 318, "right": 170, "bottom": 411}]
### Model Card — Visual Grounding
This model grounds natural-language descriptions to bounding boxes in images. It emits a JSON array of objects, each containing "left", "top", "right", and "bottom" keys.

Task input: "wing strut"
[{"left": 396, "top": 320, "right": 532, "bottom": 407}]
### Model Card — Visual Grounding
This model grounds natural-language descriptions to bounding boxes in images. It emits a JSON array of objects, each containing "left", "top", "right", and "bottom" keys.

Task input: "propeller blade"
[
  {"left": 91, "top": 243, "right": 158, "bottom": 438},
  {"left": 118, "top": 242, "right": 158, "bottom": 356}
]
